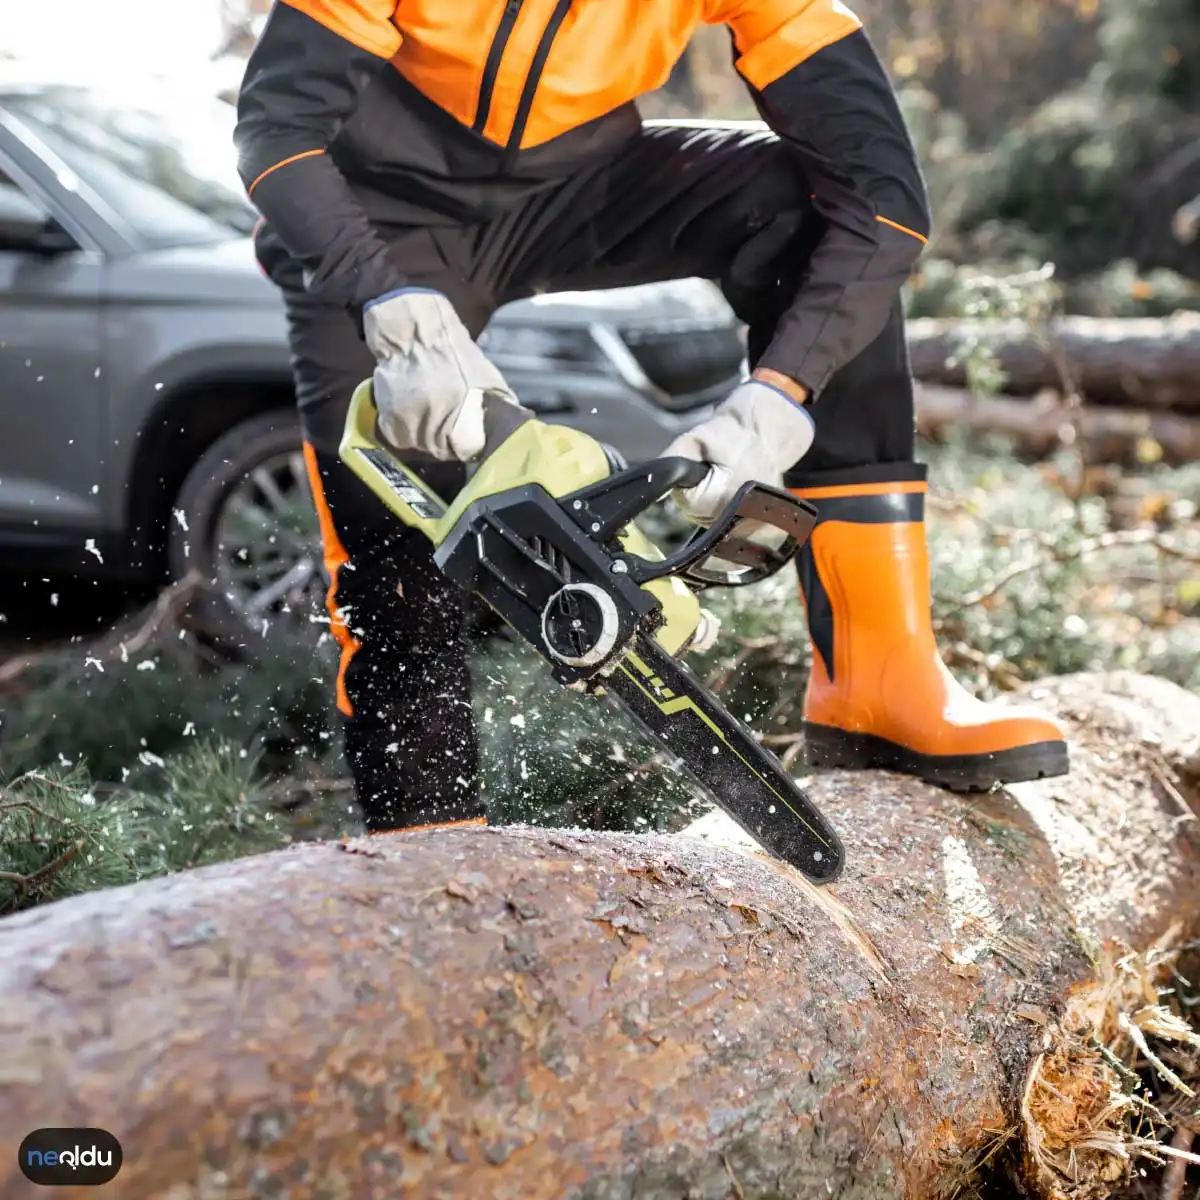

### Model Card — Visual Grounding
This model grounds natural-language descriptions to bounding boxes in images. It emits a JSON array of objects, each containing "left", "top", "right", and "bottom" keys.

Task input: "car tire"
[
  {"left": 168, "top": 410, "right": 324, "bottom": 657},
  {"left": 169, "top": 408, "right": 511, "bottom": 658}
]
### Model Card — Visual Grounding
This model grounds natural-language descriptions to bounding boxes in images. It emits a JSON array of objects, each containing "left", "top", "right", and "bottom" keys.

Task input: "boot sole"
[{"left": 803, "top": 723, "right": 1069, "bottom": 792}]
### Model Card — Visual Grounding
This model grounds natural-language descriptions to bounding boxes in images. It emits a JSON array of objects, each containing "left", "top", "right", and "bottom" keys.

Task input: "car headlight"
[{"left": 477, "top": 324, "right": 614, "bottom": 374}]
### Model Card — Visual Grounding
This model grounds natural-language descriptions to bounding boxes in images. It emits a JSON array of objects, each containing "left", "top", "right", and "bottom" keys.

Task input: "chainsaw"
[{"left": 339, "top": 382, "right": 844, "bottom": 884}]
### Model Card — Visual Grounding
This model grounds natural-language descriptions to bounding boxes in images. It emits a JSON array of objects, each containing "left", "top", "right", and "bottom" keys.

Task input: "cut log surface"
[
  {"left": 907, "top": 313, "right": 1200, "bottom": 410},
  {"left": 1, "top": 672, "right": 1197, "bottom": 1200},
  {"left": 914, "top": 383, "right": 1200, "bottom": 463}
]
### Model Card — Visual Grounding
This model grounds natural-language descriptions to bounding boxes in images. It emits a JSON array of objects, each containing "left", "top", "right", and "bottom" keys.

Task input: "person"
[{"left": 234, "top": 0, "right": 1069, "bottom": 833}]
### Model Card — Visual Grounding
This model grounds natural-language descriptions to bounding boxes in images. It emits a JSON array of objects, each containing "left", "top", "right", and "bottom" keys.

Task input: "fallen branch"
[
  {"left": 908, "top": 313, "right": 1200, "bottom": 411},
  {"left": 1158, "top": 1126, "right": 1196, "bottom": 1200},
  {"left": 1120, "top": 1012, "right": 1196, "bottom": 1098},
  {"left": 0, "top": 573, "right": 204, "bottom": 687},
  {"left": 759, "top": 730, "right": 807, "bottom": 771},
  {"left": 915, "top": 383, "right": 1200, "bottom": 463},
  {"left": 0, "top": 839, "right": 83, "bottom": 903},
  {"left": 0, "top": 671, "right": 1197, "bottom": 1199}
]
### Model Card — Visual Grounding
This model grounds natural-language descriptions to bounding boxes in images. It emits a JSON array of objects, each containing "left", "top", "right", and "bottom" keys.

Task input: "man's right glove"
[
  {"left": 363, "top": 288, "right": 527, "bottom": 462},
  {"left": 663, "top": 378, "right": 816, "bottom": 526}
]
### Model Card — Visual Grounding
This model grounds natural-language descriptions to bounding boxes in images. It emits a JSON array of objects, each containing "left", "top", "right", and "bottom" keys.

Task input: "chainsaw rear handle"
[
  {"left": 563, "top": 457, "right": 817, "bottom": 591},
  {"left": 669, "top": 480, "right": 817, "bottom": 590}
]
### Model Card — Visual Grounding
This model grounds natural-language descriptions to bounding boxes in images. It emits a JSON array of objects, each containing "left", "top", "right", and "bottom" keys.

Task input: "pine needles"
[{"left": 0, "top": 742, "right": 290, "bottom": 916}]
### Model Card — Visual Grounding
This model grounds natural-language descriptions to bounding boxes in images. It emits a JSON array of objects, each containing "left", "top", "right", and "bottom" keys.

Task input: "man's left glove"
[
  {"left": 663, "top": 379, "right": 816, "bottom": 526},
  {"left": 363, "top": 288, "right": 528, "bottom": 462}
]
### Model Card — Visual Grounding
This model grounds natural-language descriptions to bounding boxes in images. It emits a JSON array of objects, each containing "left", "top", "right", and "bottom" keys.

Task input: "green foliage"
[
  {"left": 954, "top": 91, "right": 1196, "bottom": 279},
  {"left": 1096, "top": 0, "right": 1200, "bottom": 108},
  {"left": 924, "top": 440, "right": 1108, "bottom": 685},
  {"left": 694, "top": 573, "right": 812, "bottom": 743},
  {"left": 909, "top": 259, "right": 1059, "bottom": 322},
  {"left": 940, "top": 0, "right": 1200, "bottom": 283},
  {"left": 908, "top": 260, "right": 1063, "bottom": 393},
  {"left": 923, "top": 437, "right": 1200, "bottom": 695},
  {"left": 0, "top": 629, "right": 340, "bottom": 784},
  {"left": 0, "top": 741, "right": 290, "bottom": 915},
  {"left": 1064, "top": 260, "right": 1200, "bottom": 317}
]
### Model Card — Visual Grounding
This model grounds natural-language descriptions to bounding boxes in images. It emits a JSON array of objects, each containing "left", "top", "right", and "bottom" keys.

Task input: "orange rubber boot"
[{"left": 790, "top": 475, "right": 1069, "bottom": 790}]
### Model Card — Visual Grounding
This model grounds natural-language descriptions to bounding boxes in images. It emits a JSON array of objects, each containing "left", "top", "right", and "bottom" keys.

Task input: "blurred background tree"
[
  {"left": 861, "top": 0, "right": 1103, "bottom": 146},
  {"left": 949, "top": 0, "right": 1200, "bottom": 280}
]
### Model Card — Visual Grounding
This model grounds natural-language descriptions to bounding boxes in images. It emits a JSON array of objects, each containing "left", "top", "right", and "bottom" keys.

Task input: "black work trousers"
[{"left": 270, "top": 124, "right": 918, "bottom": 830}]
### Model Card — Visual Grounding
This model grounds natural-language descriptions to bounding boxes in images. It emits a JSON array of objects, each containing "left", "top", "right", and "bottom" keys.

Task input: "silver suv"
[{"left": 0, "top": 78, "right": 745, "bottom": 645}]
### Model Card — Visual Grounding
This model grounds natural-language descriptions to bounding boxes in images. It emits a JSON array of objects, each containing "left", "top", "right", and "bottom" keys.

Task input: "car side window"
[{"left": 0, "top": 164, "right": 55, "bottom": 252}]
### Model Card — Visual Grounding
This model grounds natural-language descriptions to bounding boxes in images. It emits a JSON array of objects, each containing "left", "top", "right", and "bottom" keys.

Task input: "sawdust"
[
  {"left": 768, "top": 858, "right": 893, "bottom": 986},
  {"left": 1020, "top": 925, "right": 1200, "bottom": 1199},
  {"left": 677, "top": 806, "right": 892, "bottom": 985},
  {"left": 1022, "top": 1039, "right": 1133, "bottom": 1197}
]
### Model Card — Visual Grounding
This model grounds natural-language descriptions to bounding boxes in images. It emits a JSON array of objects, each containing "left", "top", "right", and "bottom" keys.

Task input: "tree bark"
[
  {"left": 914, "top": 382, "right": 1200, "bottom": 463},
  {"left": 906, "top": 313, "right": 1200, "bottom": 411},
  {"left": 1, "top": 672, "right": 1197, "bottom": 1200}
]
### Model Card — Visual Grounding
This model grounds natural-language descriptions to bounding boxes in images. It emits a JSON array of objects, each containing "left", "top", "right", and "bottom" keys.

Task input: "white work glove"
[
  {"left": 663, "top": 378, "right": 816, "bottom": 525},
  {"left": 362, "top": 288, "right": 526, "bottom": 461}
]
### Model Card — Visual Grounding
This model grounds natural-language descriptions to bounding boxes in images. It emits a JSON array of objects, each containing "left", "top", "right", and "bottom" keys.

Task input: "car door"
[{"left": 0, "top": 150, "right": 106, "bottom": 545}]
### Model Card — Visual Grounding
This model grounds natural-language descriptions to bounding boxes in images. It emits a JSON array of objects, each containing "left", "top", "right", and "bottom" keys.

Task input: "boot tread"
[{"left": 803, "top": 721, "right": 1069, "bottom": 792}]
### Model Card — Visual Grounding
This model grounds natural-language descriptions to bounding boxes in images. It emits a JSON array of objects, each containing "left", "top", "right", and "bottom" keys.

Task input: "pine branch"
[
  {"left": 0, "top": 840, "right": 84, "bottom": 899},
  {"left": 0, "top": 574, "right": 204, "bottom": 687}
]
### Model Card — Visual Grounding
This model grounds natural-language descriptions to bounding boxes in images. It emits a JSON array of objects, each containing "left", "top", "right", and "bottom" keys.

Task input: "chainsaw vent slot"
[{"left": 533, "top": 537, "right": 571, "bottom": 583}]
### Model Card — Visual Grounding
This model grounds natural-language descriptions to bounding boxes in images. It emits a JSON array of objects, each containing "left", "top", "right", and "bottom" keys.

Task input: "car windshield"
[{"left": 3, "top": 85, "right": 257, "bottom": 248}]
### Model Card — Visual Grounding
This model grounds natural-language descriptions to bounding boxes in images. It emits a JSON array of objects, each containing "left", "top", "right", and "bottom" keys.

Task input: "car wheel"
[{"left": 168, "top": 411, "right": 326, "bottom": 655}]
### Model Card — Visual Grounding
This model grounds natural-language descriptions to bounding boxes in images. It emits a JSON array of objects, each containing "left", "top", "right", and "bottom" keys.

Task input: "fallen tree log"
[
  {"left": 914, "top": 382, "right": 1200, "bottom": 463},
  {"left": 1, "top": 671, "right": 1197, "bottom": 1200},
  {"left": 907, "top": 313, "right": 1200, "bottom": 411}
]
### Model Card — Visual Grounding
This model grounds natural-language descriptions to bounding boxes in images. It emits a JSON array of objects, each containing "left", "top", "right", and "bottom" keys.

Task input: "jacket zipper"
[
  {"left": 500, "top": 0, "right": 573, "bottom": 173},
  {"left": 473, "top": 0, "right": 525, "bottom": 134}
]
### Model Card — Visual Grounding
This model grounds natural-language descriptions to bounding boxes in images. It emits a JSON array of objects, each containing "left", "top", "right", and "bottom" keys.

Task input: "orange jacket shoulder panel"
[
  {"left": 707, "top": 0, "right": 862, "bottom": 89},
  {"left": 388, "top": 0, "right": 510, "bottom": 130},
  {"left": 283, "top": 0, "right": 403, "bottom": 58}
]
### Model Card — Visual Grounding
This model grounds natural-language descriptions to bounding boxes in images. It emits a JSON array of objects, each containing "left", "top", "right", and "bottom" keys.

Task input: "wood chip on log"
[
  {"left": 1, "top": 671, "right": 1197, "bottom": 1200},
  {"left": 906, "top": 313, "right": 1200, "bottom": 412},
  {"left": 914, "top": 382, "right": 1200, "bottom": 464}
]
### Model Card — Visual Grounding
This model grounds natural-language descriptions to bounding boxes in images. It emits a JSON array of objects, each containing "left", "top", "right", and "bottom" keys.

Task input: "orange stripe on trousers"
[
  {"left": 789, "top": 480, "right": 928, "bottom": 500},
  {"left": 302, "top": 442, "right": 361, "bottom": 717}
]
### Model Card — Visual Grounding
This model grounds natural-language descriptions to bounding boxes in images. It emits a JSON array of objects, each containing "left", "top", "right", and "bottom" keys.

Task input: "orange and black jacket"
[{"left": 235, "top": 0, "right": 931, "bottom": 397}]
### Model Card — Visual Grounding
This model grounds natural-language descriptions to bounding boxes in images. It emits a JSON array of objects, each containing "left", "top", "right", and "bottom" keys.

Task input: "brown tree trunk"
[
  {"left": 914, "top": 382, "right": 1200, "bottom": 463},
  {"left": 906, "top": 313, "right": 1200, "bottom": 410},
  {"left": 1, "top": 672, "right": 1197, "bottom": 1200}
]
